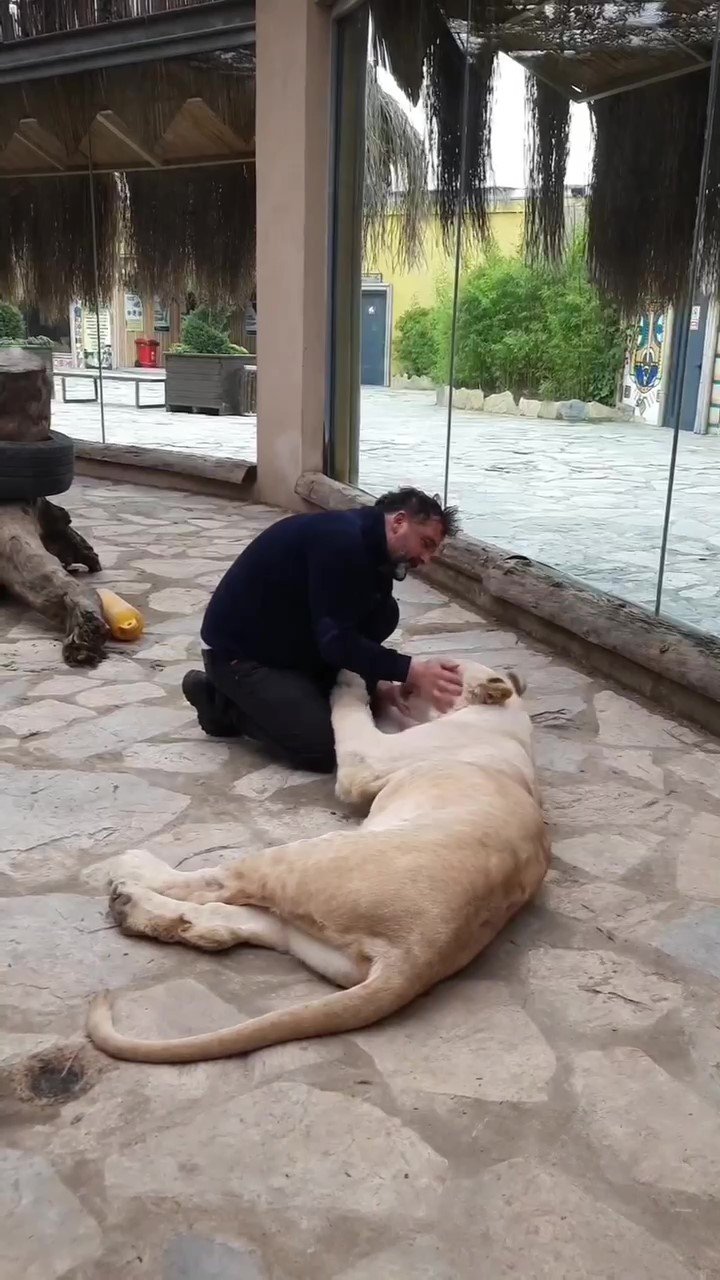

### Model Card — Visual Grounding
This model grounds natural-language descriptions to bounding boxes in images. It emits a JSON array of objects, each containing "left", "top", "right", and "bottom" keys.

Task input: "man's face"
[{"left": 386, "top": 512, "right": 444, "bottom": 569}]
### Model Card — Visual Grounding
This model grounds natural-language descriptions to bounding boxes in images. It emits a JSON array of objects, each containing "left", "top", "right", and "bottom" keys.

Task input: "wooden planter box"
[{"left": 165, "top": 353, "right": 256, "bottom": 415}]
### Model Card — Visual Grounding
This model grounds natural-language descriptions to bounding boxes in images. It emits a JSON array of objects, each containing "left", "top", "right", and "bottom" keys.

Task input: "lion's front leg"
[{"left": 331, "top": 670, "right": 389, "bottom": 805}]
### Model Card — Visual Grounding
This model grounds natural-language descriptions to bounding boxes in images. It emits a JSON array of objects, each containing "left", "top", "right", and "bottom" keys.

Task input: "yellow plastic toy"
[{"left": 98, "top": 589, "right": 145, "bottom": 642}]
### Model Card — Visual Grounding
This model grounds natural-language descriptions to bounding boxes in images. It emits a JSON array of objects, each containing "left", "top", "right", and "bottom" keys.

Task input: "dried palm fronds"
[
  {"left": 0, "top": 173, "right": 119, "bottom": 315},
  {"left": 122, "top": 164, "right": 255, "bottom": 305},
  {"left": 524, "top": 75, "right": 570, "bottom": 264},
  {"left": 371, "top": 0, "right": 496, "bottom": 246},
  {"left": 588, "top": 73, "right": 708, "bottom": 311},
  {"left": 364, "top": 66, "right": 428, "bottom": 271}
]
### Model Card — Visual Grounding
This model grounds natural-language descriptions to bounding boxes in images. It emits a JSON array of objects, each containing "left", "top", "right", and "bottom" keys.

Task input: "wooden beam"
[
  {"left": 0, "top": 155, "right": 256, "bottom": 180},
  {"left": 157, "top": 97, "right": 248, "bottom": 161},
  {"left": 95, "top": 110, "right": 161, "bottom": 167},
  {"left": 16, "top": 119, "right": 67, "bottom": 169},
  {"left": 0, "top": 0, "right": 256, "bottom": 85}
]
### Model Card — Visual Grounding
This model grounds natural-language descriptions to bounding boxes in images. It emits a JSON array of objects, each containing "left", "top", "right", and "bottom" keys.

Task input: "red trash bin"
[{"left": 134, "top": 338, "right": 159, "bottom": 368}]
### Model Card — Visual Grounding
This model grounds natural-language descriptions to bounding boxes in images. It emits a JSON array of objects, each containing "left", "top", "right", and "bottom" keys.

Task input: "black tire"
[{"left": 0, "top": 430, "right": 75, "bottom": 501}]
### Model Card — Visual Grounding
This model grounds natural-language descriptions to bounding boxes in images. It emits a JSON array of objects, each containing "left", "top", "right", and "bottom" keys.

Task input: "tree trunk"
[
  {"left": 0, "top": 346, "right": 51, "bottom": 441},
  {"left": 0, "top": 348, "right": 108, "bottom": 666}
]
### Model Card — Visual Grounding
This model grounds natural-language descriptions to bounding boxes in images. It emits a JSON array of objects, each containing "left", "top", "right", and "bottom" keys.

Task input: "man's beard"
[{"left": 392, "top": 560, "right": 409, "bottom": 581}]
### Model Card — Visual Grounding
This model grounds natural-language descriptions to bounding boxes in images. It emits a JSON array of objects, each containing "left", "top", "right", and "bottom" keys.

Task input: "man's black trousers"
[{"left": 201, "top": 596, "right": 399, "bottom": 773}]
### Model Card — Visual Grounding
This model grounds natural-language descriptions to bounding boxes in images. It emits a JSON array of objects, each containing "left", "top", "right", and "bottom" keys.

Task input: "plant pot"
[{"left": 165, "top": 353, "right": 256, "bottom": 415}]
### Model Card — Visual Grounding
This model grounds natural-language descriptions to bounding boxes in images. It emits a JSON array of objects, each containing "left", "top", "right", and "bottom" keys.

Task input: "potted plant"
[{"left": 165, "top": 306, "right": 255, "bottom": 414}]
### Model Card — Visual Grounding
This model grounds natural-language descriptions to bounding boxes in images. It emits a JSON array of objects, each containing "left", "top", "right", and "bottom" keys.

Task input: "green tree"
[
  {"left": 0, "top": 301, "right": 25, "bottom": 342},
  {"left": 431, "top": 245, "right": 628, "bottom": 403},
  {"left": 394, "top": 304, "right": 438, "bottom": 378}
]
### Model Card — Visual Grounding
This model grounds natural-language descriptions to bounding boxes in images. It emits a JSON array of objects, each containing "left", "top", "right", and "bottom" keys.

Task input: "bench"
[{"left": 58, "top": 369, "right": 166, "bottom": 409}]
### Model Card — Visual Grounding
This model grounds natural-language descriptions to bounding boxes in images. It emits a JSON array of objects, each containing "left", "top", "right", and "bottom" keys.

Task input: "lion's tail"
[{"left": 87, "top": 960, "right": 416, "bottom": 1063}]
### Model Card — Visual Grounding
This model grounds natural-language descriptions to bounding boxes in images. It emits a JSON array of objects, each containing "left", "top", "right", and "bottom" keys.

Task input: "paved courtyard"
[
  {"left": 58, "top": 380, "right": 720, "bottom": 635},
  {"left": 3, "top": 478, "right": 720, "bottom": 1278}
]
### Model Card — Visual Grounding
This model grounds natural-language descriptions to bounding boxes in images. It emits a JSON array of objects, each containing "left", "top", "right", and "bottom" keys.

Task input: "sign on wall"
[
  {"left": 153, "top": 298, "right": 170, "bottom": 332},
  {"left": 124, "top": 293, "right": 144, "bottom": 331}
]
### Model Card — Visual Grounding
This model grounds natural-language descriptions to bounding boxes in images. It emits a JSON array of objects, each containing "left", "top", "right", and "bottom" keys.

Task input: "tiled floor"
[
  {"left": 3, "top": 478, "right": 720, "bottom": 1278},
  {"left": 58, "top": 381, "right": 720, "bottom": 635}
]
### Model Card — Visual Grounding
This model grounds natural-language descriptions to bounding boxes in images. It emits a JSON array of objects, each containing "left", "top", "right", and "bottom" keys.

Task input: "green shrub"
[
  {"left": 394, "top": 304, "right": 438, "bottom": 379},
  {"left": 176, "top": 306, "right": 249, "bottom": 357},
  {"left": 0, "top": 301, "right": 25, "bottom": 342},
  {"left": 431, "top": 244, "right": 629, "bottom": 404}
]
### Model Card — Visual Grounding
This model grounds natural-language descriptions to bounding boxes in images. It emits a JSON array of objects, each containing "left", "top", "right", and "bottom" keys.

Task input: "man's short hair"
[{"left": 374, "top": 487, "right": 460, "bottom": 539}]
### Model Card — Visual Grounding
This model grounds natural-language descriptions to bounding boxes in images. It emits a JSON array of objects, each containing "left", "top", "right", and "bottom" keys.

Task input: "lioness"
[{"left": 87, "top": 661, "right": 550, "bottom": 1062}]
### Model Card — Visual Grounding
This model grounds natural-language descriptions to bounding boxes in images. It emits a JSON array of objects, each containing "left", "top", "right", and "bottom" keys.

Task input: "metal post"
[
  {"left": 655, "top": 3, "right": 720, "bottom": 615},
  {"left": 87, "top": 139, "right": 107, "bottom": 444},
  {"left": 443, "top": 0, "right": 473, "bottom": 507}
]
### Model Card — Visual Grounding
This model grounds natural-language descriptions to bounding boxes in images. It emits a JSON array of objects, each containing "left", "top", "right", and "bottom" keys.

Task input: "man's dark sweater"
[{"left": 201, "top": 506, "right": 412, "bottom": 686}]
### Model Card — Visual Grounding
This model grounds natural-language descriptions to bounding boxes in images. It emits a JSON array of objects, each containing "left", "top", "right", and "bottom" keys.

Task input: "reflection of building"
[{"left": 68, "top": 286, "right": 253, "bottom": 370}]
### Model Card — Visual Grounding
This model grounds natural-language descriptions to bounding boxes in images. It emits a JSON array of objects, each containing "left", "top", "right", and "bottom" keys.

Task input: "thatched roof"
[{"left": 0, "top": 36, "right": 256, "bottom": 312}]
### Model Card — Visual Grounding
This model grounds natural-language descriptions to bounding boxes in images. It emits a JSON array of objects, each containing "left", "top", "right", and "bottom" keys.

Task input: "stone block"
[
  {"left": 558, "top": 398, "right": 588, "bottom": 421},
  {"left": 484, "top": 390, "right": 517, "bottom": 415},
  {"left": 586, "top": 400, "right": 614, "bottom": 422},
  {"left": 537, "top": 400, "right": 560, "bottom": 419},
  {"left": 518, "top": 396, "right": 542, "bottom": 417}
]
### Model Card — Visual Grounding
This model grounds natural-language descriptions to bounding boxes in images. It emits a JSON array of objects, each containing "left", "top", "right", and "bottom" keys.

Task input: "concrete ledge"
[
  {"left": 74, "top": 440, "right": 256, "bottom": 500},
  {"left": 296, "top": 471, "right": 720, "bottom": 735}
]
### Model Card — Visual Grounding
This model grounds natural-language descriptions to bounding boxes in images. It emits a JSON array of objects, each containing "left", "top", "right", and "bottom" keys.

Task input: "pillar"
[{"left": 254, "top": 0, "right": 332, "bottom": 508}]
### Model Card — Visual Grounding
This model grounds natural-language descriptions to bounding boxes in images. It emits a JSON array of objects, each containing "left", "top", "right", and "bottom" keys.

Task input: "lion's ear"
[
  {"left": 466, "top": 675, "right": 513, "bottom": 706},
  {"left": 506, "top": 670, "right": 526, "bottom": 697}
]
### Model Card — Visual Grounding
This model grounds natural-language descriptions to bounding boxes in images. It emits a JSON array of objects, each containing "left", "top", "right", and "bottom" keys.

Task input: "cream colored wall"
[{"left": 364, "top": 204, "right": 525, "bottom": 327}]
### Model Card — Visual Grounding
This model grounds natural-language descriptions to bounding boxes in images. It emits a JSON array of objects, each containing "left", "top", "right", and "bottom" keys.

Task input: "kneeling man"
[{"left": 182, "top": 487, "right": 461, "bottom": 772}]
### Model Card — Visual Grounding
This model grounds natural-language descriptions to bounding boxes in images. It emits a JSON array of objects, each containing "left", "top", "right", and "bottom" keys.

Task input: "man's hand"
[{"left": 407, "top": 659, "right": 463, "bottom": 712}]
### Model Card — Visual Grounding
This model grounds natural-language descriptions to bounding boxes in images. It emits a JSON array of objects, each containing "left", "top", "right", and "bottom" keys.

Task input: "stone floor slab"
[
  {"left": 2, "top": 1148, "right": 102, "bottom": 1280},
  {"left": 571, "top": 1048, "right": 720, "bottom": 1196}
]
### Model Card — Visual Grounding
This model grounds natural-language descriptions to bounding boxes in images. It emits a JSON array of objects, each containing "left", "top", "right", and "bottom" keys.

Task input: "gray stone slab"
[
  {"left": 164, "top": 1235, "right": 267, "bottom": 1280},
  {"left": 27, "top": 704, "right": 194, "bottom": 761},
  {"left": 2, "top": 1147, "right": 102, "bottom": 1280},
  {"left": 654, "top": 907, "right": 720, "bottom": 980}
]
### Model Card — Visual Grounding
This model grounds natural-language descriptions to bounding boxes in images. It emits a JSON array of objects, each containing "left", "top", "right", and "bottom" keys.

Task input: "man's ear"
[
  {"left": 466, "top": 674, "right": 513, "bottom": 706},
  {"left": 506, "top": 670, "right": 526, "bottom": 697}
]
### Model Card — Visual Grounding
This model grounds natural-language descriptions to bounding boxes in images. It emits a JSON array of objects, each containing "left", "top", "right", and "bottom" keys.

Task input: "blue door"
[{"left": 361, "top": 288, "right": 388, "bottom": 386}]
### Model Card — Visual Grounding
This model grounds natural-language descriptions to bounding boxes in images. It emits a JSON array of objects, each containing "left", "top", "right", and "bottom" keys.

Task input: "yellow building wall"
[{"left": 365, "top": 203, "right": 525, "bottom": 329}]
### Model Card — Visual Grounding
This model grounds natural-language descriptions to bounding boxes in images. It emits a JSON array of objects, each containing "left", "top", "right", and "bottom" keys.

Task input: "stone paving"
[
  {"left": 3, "top": 477, "right": 720, "bottom": 1278},
  {"left": 58, "top": 380, "right": 720, "bottom": 636}
]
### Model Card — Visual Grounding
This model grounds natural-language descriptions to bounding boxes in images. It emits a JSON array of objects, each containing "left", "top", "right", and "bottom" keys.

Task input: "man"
[{"left": 182, "top": 487, "right": 462, "bottom": 773}]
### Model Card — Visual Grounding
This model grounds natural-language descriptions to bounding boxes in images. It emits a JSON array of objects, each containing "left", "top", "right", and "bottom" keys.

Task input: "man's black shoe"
[{"left": 182, "top": 669, "right": 238, "bottom": 737}]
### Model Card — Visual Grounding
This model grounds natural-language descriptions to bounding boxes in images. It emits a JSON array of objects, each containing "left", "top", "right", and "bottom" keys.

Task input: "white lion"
[{"left": 87, "top": 662, "right": 550, "bottom": 1063}]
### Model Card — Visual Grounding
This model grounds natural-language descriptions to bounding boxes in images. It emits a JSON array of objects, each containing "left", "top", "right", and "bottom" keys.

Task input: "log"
[
  {"left": 0, "top": 347, "right": 107, "bottom": 666},
  {"left": 0, "top": 346, "right": 51, "bottom": 442},
  {"left": 0, "top": 501, "right": 108, "bottom": 666}
]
